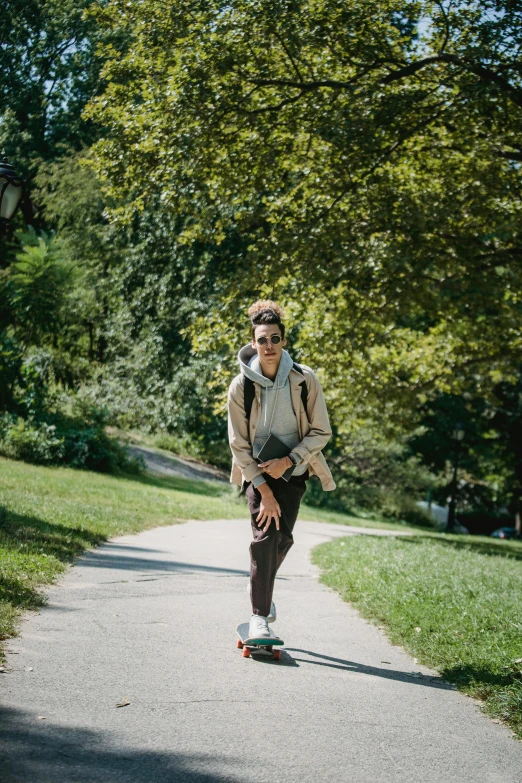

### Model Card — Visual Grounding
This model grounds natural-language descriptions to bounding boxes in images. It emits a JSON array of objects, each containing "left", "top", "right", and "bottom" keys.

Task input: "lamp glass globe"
[{"left": 0, "top": 178, "right": 23, "bottom": 220}]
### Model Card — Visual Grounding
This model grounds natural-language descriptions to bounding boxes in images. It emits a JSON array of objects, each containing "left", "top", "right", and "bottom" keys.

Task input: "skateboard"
[{"left": 236, "top": 623, "right": 284, "bottom": 661}]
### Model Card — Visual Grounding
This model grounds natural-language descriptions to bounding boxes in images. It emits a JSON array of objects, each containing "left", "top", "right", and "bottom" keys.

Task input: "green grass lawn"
[
  {"left": 0, "top": 456, "right": 419, "bottom": 657},
  {"left": 312, "top": 533, "right": 522, "bottom": 739}
]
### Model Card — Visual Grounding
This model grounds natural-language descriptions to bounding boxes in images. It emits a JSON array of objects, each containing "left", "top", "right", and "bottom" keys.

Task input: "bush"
[
  {"left": 76, "top": 357, "right": 230, "bottom": 469},
  {"left": 300, "top": 424, "right": 440, "bottom": 526},
  {"left": 303, "top": 475, "right": 437, "bottom": 528},
  {"left": 0, "top": 347, "right": 142, "bottom": 474},
  {"left": 0, "top": 414, "right": 64, "bottom": 464},
  {"left": 0, "top": 410, "right": 143, "bottom": 474},
  {"left": 0, "top": 331, "right": 23, "bottom": 411},
  {"left": 58, "top": 418, "right": 143, "bottom": 473},
  {"left": 380, "top": 494, "right": 438, "bottom": 528}
]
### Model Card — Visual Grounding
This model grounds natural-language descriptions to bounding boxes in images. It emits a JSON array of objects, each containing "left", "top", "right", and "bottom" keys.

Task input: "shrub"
[
  {"left": 0, "top": 331, "right": 23, "bottom": 411},
  {"left": 0, "top": 414, "right": 64, "bottom": 464},
  {"left": 59, "top": 418, "right": 143, "bottom": 473},
  {"left": 0, "top": 410, "right": 143, "bottom": 474},
  {"left": 303, "top": 476, "right": 437, "bottom": 528}
]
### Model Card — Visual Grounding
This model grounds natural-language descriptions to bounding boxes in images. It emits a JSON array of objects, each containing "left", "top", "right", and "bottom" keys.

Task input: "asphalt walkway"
[{"left": 2, "top": 518, "right": 521, "bottom": 782}]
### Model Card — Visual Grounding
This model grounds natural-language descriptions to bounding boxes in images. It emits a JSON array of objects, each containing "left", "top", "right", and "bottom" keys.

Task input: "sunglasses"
[{"left": 255, "top": 335, "right": 282, "bottom": 346}]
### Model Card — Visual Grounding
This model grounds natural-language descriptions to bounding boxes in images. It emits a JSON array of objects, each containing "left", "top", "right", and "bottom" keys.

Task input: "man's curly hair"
[{"left": 248, "top": 300, "right": 286, "bottom": 339}]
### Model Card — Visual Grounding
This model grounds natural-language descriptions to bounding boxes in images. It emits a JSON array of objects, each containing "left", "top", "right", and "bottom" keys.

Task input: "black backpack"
[{"left": 243, "top": 362, "right": 310, "bottom": 424}]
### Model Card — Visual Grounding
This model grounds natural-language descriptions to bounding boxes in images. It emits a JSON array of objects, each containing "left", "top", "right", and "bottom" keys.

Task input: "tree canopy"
[{"left": 84, "top": 0, "right": 522, "bottom": 411}]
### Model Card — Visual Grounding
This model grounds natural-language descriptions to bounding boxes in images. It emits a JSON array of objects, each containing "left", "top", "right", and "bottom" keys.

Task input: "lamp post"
[
  {"left": 0, "top": 155, "right": 24, "bottom": 227},
  {"left": 446, "top": 423, "right": 465, "bottom": 533}
]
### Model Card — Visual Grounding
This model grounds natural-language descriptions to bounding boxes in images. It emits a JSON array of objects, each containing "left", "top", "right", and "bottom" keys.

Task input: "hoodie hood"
[
  {"left": 237, "top": 343, "right": 295, "bottom": 432},
  {"left": 237, "top": 343, "right": 294, "bottom": 388}
]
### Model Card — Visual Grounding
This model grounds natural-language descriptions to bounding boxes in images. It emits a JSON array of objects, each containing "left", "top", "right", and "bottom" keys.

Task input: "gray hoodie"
[{"left": 237, "top": 344, "right": 307, "bottom": 487}]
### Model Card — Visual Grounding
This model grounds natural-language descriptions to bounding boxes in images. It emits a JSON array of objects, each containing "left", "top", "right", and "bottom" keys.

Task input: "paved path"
[{"left": 2, "top": 518, "right": 521, "bottom": 782}]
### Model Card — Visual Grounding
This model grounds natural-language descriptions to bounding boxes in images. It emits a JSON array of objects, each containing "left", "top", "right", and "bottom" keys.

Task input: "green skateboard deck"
[{"left": 236, "top": 622, "right": 284, "bottom": 660}]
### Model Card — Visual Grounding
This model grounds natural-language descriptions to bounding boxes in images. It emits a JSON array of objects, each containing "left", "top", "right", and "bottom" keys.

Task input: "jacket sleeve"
[
  {"left": 290, "top": 369, "right": 333, "bottom": 465},
  {"left": 227, "top": 378, "right": 265, "bottom": 484}
]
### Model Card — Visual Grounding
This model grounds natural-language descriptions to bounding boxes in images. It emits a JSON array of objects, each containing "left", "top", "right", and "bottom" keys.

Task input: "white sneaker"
[
  {"left": 246, "top": 580, "right": 277, "bottom": 623},
  {"left": 249, "top": 614, "right": 271, "bottom": 639}
]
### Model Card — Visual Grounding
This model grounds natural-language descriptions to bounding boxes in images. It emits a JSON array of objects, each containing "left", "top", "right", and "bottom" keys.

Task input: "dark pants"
[{"left": 244, "top": 470, "right": 309, "bottom": 616}]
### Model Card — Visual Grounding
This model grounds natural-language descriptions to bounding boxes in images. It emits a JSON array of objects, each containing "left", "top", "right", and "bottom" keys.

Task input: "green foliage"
[
  {"left": 412, "top": 375, "right": 522, "bottom": 517},
  {"left": 77, "top": 355, "right": 230, "bottom": 468},
  {"left": 0, "top": 408, "right": 142, "bottom": 473},
  {"left": 0, "top": 346, "right": 142, "bottom": 473},
  {"left": 8, "top": 229, "right": 77, "bottom": 343},
  {"left": 0, "top": 331, "right": 22, "bottom": 411},
  {"left": 34, "top": 152, "right": 123, "bottom": 363},
  {"left": 153, "top": 431, "right": 229, "bottom": 472},
  {"left": 0, "top": 0, "right": 125, "bottom": 197},
  {"left": 0, "top": 414, "right": 64, "bottom": 464},
  {"left": 84, "top": 0, "right": 522, "bottom": 402},
  {"left": 15, "top": 349, "right": 56, "bottom": 417},
  {"left": 303, "top": 423, "right": 439, "bottom": 525}
]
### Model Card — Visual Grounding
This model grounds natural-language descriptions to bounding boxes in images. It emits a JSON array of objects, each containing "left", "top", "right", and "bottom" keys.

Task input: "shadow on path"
[
  {"left": 76, "top": 548, "right": 250, "bottom": 577},
  {"left": 0, "top": 705, "right": 241, "bottom": 783},
  {"left": 284, "top": 648, "right": 454, "bottom": 690}
]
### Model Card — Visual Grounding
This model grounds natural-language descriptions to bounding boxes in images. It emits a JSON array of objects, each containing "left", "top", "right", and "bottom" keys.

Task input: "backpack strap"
[
  {"left": 243, "top": 364, "right": 310, "bottom": 424},
  {"left": 244, "top": 376, "right": 255, "bottom": 420}
]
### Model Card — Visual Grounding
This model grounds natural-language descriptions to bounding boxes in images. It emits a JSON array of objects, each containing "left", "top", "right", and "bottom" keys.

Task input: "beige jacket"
[{"left": 227, "top": 349, "right": 336, "bottom": 491}]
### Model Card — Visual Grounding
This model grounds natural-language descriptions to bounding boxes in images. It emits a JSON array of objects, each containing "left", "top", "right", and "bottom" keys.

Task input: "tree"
[
  {"left": 0, "top": 0, "right": 125, "bottom": 232},
  {"left": 84, "top": 0, "right": 522, "bottom": 400}
]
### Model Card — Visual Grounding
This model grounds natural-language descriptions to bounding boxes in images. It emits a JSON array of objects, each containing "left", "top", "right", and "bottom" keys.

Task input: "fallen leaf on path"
[{"left": 116, "top": 697, "right": 130, "bottom": 708}]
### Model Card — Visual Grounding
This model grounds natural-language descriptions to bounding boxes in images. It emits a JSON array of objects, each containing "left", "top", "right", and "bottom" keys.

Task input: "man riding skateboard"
[{"left": 227, "top": 300, "right": 336, "bottom": 641}]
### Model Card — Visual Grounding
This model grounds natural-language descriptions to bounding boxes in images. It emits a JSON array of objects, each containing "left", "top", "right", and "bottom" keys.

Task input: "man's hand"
[
  {"left": 258, "top": 456, "right": 292, "bottom": 479},
  {"left": 256, "top": 484, "right": 282, "bottom": 532}
]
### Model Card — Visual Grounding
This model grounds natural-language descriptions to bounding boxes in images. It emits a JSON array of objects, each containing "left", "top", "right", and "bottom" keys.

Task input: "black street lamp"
[
  {"left": 0, "top": 156, "right": 24, "bottom": 224},
  {"left": 446, "top": 423, "right": 465, "bottom": 533}
]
